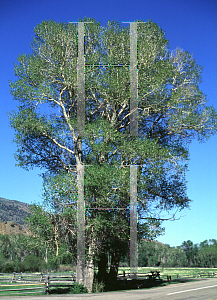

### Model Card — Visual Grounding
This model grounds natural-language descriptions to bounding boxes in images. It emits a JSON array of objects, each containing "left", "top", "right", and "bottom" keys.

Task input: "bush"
[
  {"left": 47, "top": 257, "right": 59, "bottom": 272},
  {"left": 22, "top": 254, "right": 44, "bottom": 272},
  {"left": 58, "top": 264, "right": 73, "bottom": 272},
  {"left": 119, "top": 261, "right": 129, "bottom": 267},
  {"left": 2, "top": 262, "right": 14, "bottom": 273},
  {"left": 14, "top": 260, "right": 25, "bottom": 273},
  {"left": 92, "top": 279, "right": 105, "bottom": 293},
  {"left": 70, "top": 282, "right": 88, "bottom": 294},
  {"left": 0, "top": 253, "right": 6, "bottom": 272}
]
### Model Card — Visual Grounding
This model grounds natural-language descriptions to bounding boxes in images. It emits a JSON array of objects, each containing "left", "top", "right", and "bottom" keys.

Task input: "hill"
[
  {"left": 0, "top": 221, "right": 29, "bottom": 235},
  {"left": 0, "top": 197, "right": 30, "bottom": 225},
  {"left": 0, "top": 197, "right": 31, "bottom": 235}
]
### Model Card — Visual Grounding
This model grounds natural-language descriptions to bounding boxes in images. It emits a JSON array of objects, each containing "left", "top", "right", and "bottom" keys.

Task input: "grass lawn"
[
  {"left": 0, "top": 283, "right": 45, "bottom": 296},
  {"left": 118, "top": 267, "right": 217, "bottom": 280},
  {"left": 1, "top": 268, "right": 216, "bottom": 296}
]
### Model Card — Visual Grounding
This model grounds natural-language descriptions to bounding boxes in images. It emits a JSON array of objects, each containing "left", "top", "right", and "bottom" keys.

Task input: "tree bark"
[
  {"left": 97, "top": 252, "right": 108, "bottom": 283},
  {"left": 84, "top": 240, "right": 95, "bottom": 293},
  {"left": 109, "top": 247, "right": 121, "bottom": 283},
  {"left": 54, "top": 223, "right": 59, "bottom": 257}
]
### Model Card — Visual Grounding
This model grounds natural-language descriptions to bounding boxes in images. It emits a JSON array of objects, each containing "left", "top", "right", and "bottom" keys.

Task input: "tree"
[
  {"left": 9, "top": 17, "right": 217, "bottom": 289},
  {"left": 198, "top": 239, "right": 217, "bottom": 267},
  {"left": 138, "top": 240, "right": 161, "bottom": 267},
  {"left": 181, "top": 240, "right": 199, "bottom": 267},
  {"left": 0, "top": 233, "right": 50, "bottom": 272},
  {"left": 26, "top": 200, "right": 77, "bottom": 266}
]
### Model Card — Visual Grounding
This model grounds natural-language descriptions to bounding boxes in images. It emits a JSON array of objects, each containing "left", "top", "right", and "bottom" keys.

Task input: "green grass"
[
  {"left": 1, "top": 268, "right": 216, "bottom": 296},
  {"left": 118, "top": 267, "right": 217, "bottom": 280},
  {"left": 0, "top": 280, "right": 87, "bottom": 296},
  {"left": 0, "top": 283, "right": 45, "bottom": 296}
]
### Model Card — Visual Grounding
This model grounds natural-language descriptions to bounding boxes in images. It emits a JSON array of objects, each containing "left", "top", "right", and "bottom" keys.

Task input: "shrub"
[
  {"left": 70, "top": 282, "right": 88, "bottom": 294},
  {"left": 2, "top": 262, "right": 14, "bottom": 273},
  {"left": 22, "top": 254, "right": 44, "bottom": 272},
  {"left": 119, "top": 261, "right": 129, "bottom": 267},
  {"left": 92, "top": 279, "right": 105, "bottom": 293},
  {"left": 14, "top": 260, "right": 25, "bottom": 273},
  {"left": 58, "top": 264, "right": 72, "bottom": 272},
  {"left": 0, "top": 253, "right": 6, "bottom": 272}
]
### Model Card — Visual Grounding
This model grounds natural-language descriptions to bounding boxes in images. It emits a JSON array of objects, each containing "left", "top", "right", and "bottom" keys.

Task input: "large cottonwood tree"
[{"left": 9, "top": 17, "right": 217, "bottom": 290}]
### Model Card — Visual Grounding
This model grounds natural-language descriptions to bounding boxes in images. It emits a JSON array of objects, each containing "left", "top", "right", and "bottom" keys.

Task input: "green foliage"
[
  {"left": 0, "top": 252, "right": 6, "bottom": 268},
  {"left": 0, "top": 232, "right": 63, "bottom": 273},
  {"left": 70, "top": 282, "right": 88, "bottom": 294},
  {"left": 92, "top": 279, "right": 105, "bottom": 293},
  {"left": 26, "top": 205, "right": 54, "bottom": 240},
  {"left": 0, "top": 232, "right": 217, "bottom": 272},
  {"left": 138, "top": 239, "right": 217, "bottom": 268},
  {"left": 22, "top": 254, "right": 44, "bottom": 272},
  {"left": 26, "top": 200, "right": 77, "bottom": 265},
  {"left": 8, "top": 17, "right": 217, "bottom": 284},
  {"left": 1, "top": 262, "right": 15, "bottom": 273}
]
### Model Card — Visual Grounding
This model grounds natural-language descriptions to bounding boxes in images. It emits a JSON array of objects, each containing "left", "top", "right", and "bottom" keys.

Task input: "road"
[{"left": 1, "top": 278, "right": 217, "bottom": 300}]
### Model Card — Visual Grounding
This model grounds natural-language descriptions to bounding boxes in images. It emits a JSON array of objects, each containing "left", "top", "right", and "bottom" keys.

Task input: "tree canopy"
[{"left": 9, "top": 17, "right": 217, "bottom": 288}]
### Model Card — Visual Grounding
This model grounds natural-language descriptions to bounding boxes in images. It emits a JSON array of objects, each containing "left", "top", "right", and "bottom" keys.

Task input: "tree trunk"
[
  {"left": 84, "top": 241, "right": 95, "bottom": 293},
  {"left": 109, "top": 248, "right": 121, "bottom": 283},
  {"left": 45, "top": 246, "right": 48, "bottom": 264},
  {"left": 97, "top": 252, "right": 108, "bottom": 283},
  {"left": 84, "top": 259, "right": 94, "bottom": 293},
  {"left": 54, "top": 223, "right": 59, "bottom": 257}
]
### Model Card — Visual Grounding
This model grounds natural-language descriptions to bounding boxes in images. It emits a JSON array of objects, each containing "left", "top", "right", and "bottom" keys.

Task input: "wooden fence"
[
  {"left": 0, "top": 272, "right": 76, "bottom": 296},
  {"left": 117, "top": 270, "right": 217, "bottom": 282},
  {"left": 162, "top": 271, "right": 217, "bottom": 281},
  {"left": 1, "top": 270, "right": 217, "bottom": 295}
]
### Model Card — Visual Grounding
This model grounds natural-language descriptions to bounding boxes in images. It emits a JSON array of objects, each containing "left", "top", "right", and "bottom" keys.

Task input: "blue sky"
[{"left": 0, "top": 0, "right": 217, "bottom": 247}]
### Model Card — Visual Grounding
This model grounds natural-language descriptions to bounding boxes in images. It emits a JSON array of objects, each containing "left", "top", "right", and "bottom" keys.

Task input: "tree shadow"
[{"left": 103, "top": 277, "right": 164, "bottom": 292}]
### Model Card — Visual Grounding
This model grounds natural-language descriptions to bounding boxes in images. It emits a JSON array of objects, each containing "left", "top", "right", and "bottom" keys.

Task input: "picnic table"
[
  {"left": 119, "top": 270, "right": 160, "bottom": 280},
  {"left": 149, "top": 270, "right": 161, "bottom": 280}
]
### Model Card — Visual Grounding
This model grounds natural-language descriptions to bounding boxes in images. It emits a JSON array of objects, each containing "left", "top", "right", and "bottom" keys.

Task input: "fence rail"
[
  {"left": 0, "top": 272, "right": 76, "bottom": 296},
  {"left": 117, "top": 270, "right": 217, "bottom": 282},
  {"left": 0, "top": 270, "right": 217, "bottom": 296}
]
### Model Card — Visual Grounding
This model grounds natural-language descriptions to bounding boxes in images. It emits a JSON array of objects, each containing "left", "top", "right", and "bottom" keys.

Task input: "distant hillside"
[
  {"left": 0, "top": 221, "right": 29, "bottom": 235},
  {"left": 141, "top": 238, "right": 165, "bottom": 247},
  {"left": 0, "top": 197, "right": 30, "bottom": 225}
]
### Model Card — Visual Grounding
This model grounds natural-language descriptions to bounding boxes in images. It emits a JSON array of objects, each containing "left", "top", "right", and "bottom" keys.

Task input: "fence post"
[
  {"left": 18, "top": 272, "right": 23, "bottom": 280},
  {"left": 45, "top": 275, "right": 50, "bottom": 295},
  {"left": 11, "top": 272, "right": 16, "bottom": 283}
]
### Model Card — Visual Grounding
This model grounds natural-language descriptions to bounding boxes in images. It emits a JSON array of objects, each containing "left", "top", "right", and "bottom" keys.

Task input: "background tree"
[
  {"left": 26, "top": 200, "right": 77, "bottom": 266},
  {"left": 198, "top": 239, "right": 217, "bottom": 267},
  {"left": 181, "top": 240, "right": 198, "bottom": 267},
  {"left": 9, "top": 17, "right": 217, "bottom": 289}
]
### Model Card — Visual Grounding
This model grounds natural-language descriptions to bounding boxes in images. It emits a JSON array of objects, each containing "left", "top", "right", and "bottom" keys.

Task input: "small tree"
[{"left": 26, "top": 201, "right": 77, "bottom": 266}]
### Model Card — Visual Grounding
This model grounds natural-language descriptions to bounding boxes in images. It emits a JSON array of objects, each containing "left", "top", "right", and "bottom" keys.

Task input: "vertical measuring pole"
[
  {"left": 130, "top": 22, "right": 138, "bottom": 136},
  {"left": 77, "top": 164, "right": 85, "bottom": 283},
  {"left": 130, "top": 22, "right": 138, "bottom": 279},
  {"left": 130, "top": 165, "right": 137, "bottom": 279},
  {"left": 77, "top": 22, "right": 85, "bottom": 284},
  {"left": 77, "top": 22, "right": 85, "bottom": 136}
]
